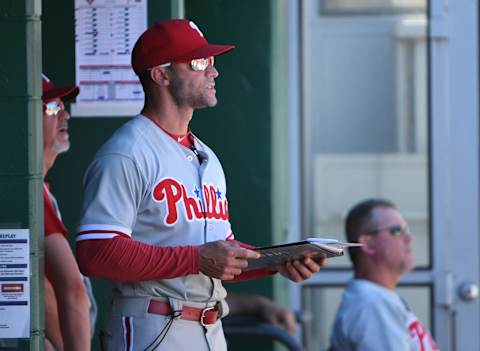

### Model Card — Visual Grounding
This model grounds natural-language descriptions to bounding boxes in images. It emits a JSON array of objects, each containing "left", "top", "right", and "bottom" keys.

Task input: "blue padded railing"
[{"left": 222, "top": 314, "right": 303, "bottom": 351}]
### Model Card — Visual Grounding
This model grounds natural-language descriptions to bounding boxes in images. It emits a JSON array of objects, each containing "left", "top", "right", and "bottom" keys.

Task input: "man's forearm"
[
  {"left": 44, "top": 278, "right": 64, "bottom": 350},
  {"left": 56, "top": 283, "right": 90, "bottom": 351}
]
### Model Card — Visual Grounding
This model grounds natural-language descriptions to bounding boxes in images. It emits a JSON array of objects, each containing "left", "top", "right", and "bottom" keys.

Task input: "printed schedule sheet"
[{"left": 74, "top": 0, "right": 147, "bottom": 103}]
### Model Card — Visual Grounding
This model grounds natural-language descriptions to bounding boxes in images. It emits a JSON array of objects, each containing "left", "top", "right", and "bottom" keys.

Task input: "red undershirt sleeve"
[
  {"left": 44, "top": 189, "right": 67, "bottom": 237},
  {"left": 76, "top": 237, "right": 199, "bottom": 283},
  {"left": 77, "top": 237, "right": 276, "bottom": 283},
  {"left": 227, "top": 239, "right": 277, "bottom": 282}
]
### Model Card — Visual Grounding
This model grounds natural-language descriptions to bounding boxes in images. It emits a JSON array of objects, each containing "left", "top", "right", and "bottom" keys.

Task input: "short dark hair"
[
  {"left": 138, "top": 70, "right": 152, "bottom": 93},
  {"left": 345, "top": 198, "right": 396, "bottom": 265},
  {"left": 138, "top": 66, "right": 175, "bottom": 95}
]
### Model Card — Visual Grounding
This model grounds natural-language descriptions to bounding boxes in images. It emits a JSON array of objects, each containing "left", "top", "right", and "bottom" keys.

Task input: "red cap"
[
  {"left": 42, "top": 74, "right": 79, "bottom": 102},
  {"left": 131, "top": 19, "right": 235, "bottom": 75}
]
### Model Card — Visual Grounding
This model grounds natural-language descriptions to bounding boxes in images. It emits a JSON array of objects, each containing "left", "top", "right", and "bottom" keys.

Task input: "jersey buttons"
[{"left": 187, "top": 155, "right": 193, "bottom": 161}]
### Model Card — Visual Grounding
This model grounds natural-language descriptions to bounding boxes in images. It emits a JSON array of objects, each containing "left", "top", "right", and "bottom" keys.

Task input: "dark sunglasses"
[{"left": 366, "top": 224, "right": 410, "bottom": 237}]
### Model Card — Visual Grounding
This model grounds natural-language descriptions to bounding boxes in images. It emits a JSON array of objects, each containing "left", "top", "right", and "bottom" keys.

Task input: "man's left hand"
[{"left": 276, "top": 256, "right": 327, "bottom": 282}]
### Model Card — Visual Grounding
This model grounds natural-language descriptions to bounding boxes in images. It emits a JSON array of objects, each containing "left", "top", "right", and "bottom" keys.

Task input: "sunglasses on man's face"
[
  {"left": 189, "top": 56, "right": 215, "bottom": 71},
  {"left": 43, "top": 100, "right": 65, "bottom": 116},
  {"left": 154, "top": 56, "right": 215, "bottom": 72},
  {"left": 366, "top": 224, "right": 410, "bottom": 237}
]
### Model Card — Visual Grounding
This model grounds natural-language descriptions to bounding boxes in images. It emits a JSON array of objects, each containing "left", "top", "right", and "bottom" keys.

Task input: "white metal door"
[{"left": 429, "top": 0, "right": 480, "bottom": 348}]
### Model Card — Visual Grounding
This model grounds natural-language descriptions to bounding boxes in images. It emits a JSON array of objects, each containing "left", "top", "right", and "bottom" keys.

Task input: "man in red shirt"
[{"left": 42, "top": 74, "right": 91, "bottom": 351}]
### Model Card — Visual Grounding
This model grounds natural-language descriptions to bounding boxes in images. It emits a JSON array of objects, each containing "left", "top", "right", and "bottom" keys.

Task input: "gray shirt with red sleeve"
[
  {"left": 330, "top": 279, "right": 439, "bottom": 351},
  {"left": 77, "top": 115, "right": 233, "bottom": 303}
]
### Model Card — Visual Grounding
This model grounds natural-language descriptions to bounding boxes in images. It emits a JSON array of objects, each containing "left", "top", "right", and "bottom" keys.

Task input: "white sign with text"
[{"left": 0, "top": 229, "right": 30, "bottom": 338}]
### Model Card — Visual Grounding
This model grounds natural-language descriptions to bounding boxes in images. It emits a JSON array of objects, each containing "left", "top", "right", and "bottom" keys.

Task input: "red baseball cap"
[
  {"left": 131, "top": 19, "right": 235, "bottom": 75},
  {"left": 42, "top": 74, "right": 79, "bottom": 102}
]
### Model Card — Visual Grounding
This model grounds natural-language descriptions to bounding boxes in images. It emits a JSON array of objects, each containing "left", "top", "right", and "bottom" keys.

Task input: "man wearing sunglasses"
[
  {"left": 75, "top": 19, "right": 324, "bottom": 351},
  {"left": 330, "top": 199, "right": 438, "bottom": 350},
  {"left": 42, "top": 74, "right": 96, "bottom": 350}
]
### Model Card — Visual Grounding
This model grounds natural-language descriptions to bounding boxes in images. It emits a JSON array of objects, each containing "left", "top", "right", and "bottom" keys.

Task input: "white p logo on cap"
[{"left": 189, "top": 21, "right": 204, "bottom": 37}]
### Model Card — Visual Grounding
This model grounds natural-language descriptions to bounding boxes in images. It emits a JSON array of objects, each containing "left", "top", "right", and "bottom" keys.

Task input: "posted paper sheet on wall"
[
  {"left": 0, "top": 229, "right": 30, "bottom": 338},
  {"left": 73, "top": 0, "right": 147, "bottom": 116}
]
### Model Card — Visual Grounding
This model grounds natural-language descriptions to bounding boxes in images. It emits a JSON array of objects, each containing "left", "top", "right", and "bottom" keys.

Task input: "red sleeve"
[
  {"left": 76, "top": 237, "right": 200, "bottom": 282},
  {"left": 231, "top": 267, "right": 276, "bottom": 281},
  {"left": 43, "top": 189, "right": 67, "bottom": 237},
  {"left": 227, "top": 239, "right": 277, "bottom": 281}
]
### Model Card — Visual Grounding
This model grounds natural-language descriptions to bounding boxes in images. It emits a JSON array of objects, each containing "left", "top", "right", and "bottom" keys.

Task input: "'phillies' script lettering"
[
  {"left": 152, "top": 178, "right": 229, "bottom": 225},
  {"left": 408, "top": 319, "right": 439, "bottom": 351}
]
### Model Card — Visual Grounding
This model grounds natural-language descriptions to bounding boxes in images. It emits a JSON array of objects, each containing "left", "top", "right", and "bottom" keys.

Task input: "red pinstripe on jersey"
[{"left": 122, "top": 316, "right": 133, "bottom": 351}]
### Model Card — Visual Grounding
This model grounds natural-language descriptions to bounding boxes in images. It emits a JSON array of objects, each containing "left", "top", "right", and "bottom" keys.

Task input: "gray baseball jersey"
[
  {"left": 330, "top": 279, "right": 439, "bottom": 351},
  {"left": 77, "top": 114, "right": 232, "bottom": 303}
]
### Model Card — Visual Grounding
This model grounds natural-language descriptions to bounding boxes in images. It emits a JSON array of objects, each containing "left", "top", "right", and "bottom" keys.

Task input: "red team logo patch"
[{"left": 152, "top": 178, "right": 229, "bottom": 225}]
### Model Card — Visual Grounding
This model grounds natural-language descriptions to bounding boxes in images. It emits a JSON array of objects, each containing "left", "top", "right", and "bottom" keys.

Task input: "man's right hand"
[{"left": 199, "top": 240, "right": 260, "bottom": 280}]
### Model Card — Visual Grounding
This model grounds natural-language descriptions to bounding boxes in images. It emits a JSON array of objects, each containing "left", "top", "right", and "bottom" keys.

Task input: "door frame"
[{"left": 429, "top": 0, "right": 480, "bottom": 348}]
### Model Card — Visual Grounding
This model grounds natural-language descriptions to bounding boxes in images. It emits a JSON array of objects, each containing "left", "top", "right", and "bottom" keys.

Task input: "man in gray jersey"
[
  {"left": 329, "top": 199, "right": 438, "bottom": 351},
  {"left": 76, "top": 19, "right": 324, "bottom": 351}
]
